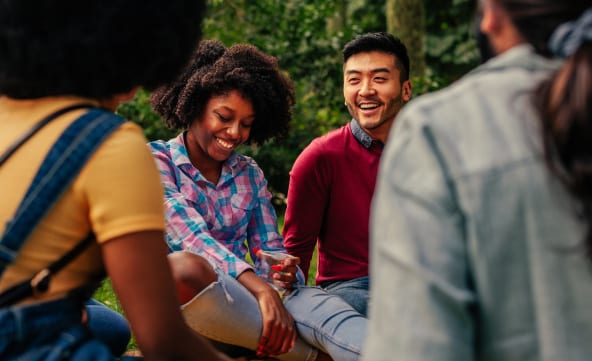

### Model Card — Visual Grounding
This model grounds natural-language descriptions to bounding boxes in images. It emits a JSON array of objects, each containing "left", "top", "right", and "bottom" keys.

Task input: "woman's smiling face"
[{"left": 186, "top": 90, "right": 255, "bottom": 167}]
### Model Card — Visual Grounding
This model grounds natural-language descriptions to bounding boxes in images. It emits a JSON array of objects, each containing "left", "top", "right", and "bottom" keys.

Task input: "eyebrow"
[
  {"left": 216, "top": 106, "right": 255, "bottom": 120},
  {"left": 217, "top": 105, "right": 235, "bottom": 112},
  {"left": 345, "top": 67, "right": 392, "bottom": 76}
]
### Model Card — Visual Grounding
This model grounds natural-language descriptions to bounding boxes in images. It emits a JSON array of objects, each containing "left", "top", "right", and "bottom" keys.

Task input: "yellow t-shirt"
[{"left": 0, "top": 97, "right": 165, "bottom": 300}]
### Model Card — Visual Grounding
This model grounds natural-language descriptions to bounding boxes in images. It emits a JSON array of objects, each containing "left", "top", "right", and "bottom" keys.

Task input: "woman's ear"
[
  {"left": 479, "top": 0, "right": 525, "bottom": 55},
  {"left": 480, "top": 0, "right": 498, "bottom": 36}
]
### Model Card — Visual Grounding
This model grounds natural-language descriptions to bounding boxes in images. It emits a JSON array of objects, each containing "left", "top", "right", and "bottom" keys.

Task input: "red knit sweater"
[{"left": 283, "top": 123, "right": 382, "bottom": 284}]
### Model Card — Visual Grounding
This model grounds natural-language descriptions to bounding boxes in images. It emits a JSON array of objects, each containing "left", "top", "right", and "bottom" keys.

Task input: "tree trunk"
[
  {"left": 327, "top": 0, "right": 347, "bottom": 33},
  {"left": 386, "top": 0, "right": 426, "bottom": 78}
]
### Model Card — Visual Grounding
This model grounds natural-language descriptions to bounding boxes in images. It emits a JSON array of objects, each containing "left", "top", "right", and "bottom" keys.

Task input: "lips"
[
  {"left": 215, "top": 136, "right": 235, "bottom": 150},
  {"left": 358, "top": 102, "right": 380, "bottom": 110}
]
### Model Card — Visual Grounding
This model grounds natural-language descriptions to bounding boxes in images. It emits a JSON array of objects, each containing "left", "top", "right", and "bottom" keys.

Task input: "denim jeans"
[
  {"left": 182, "top": 270, "right": 367, "bottom": 361},
  {"left": 0, "top": 296, "right": 114, "bottom": 360},
  {"left": 283, "top": 286, "right": 367, "bottom": 360},
  {"left": 86, "top": 298, "right": 131, "bottom": 356},
  {"left": 321, "top": 276, "right": 369, "bottom": 317}
]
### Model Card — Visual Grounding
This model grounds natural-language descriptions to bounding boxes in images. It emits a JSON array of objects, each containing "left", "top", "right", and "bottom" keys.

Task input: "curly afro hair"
[
  {"left": 150, "top": 40, "right": 295, "bottom": 145},
  {"left": 0, "top": 0, "right": 206, "bottom": 99}
]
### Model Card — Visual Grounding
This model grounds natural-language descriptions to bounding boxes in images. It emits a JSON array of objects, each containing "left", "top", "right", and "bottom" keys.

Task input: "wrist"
[
  {"left": 253, "top": 283, "right": 280, "bottom": 299},
  {"left": 238, "top": 269, "right": 279, "bottom": 297}
]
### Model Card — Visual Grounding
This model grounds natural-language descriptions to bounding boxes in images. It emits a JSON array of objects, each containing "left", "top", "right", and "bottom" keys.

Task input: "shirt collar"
[
  {"left": 349, "top": 119, "right": 383, "bottom": 149},
  {"left": 469, "top": 44, "right": 561, "bottom": 76},
  {"left": 171, "top": 132, "right": 193, "bottom": 166}
]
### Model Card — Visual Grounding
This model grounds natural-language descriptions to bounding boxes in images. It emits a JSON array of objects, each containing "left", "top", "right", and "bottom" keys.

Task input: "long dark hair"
[
  {"left": 511, "top": 1, "right": 592, "bottom": 253},
  {"left": 537, "top": 42, "right": 592, "bottom": 252}
]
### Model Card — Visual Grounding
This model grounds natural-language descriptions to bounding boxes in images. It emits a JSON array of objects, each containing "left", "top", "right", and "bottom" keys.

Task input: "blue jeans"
[
  {"left": 182, "top": 270, "right": 367, "bottom": 361},
  {"left": 0, "top": 296, "right": 114, "bottom": 360},
  {"left": 321, "top": 276, "right": 369, "bottom": 317},
  {"left": 86, "top": 298, "right": 131, "bottom": 356},
  {"left": 284, "top": 287, "right": 367, "bottom": 360}
]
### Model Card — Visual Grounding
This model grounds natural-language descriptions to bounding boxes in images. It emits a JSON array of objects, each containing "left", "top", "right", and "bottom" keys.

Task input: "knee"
[
  {"left": 85, "top": 299, "right": 131, "bottom": 356},
  {"left": 168, "top": 251, "right": 217, "bottom": 302}
]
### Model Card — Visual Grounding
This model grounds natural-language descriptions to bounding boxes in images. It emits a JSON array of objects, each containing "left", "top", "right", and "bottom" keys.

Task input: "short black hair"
[
  {"left": 150, "top": 40, "right": 295, "bottom": 145},
  {"left": 342, "top": 32, "right": 410, "bottom": 81},
  {"left": 0, "top": 0, "right": 206, "bottom": 99}
]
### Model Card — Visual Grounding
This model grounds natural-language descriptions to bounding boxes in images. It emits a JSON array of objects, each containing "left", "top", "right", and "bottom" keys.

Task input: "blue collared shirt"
[{"left": 350, "top": 119, "right": 384, "bottom": 150}]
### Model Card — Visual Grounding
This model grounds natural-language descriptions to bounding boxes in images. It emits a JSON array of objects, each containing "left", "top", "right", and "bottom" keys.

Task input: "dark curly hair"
[
  {"left": 150, "top": 40, "right": 295, "bottom": 145},
  {"left": 0, "top": 0, "right": 206, "bottom": 99}
]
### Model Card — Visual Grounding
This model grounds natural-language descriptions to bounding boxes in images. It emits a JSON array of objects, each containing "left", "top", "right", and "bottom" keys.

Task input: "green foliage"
[
  {"left": 348, "top": 1, "right": 386, "bottom": 33},
  {"left": 116, "top": 89, "right": 177, "bottom": 142},
  {"left": 425, "top": 0, "right": 480, "bottom": 83},
  {"left": 202, "top": 0, "right": 359, "bottom": 203},
  {"left": 115, "top": 0, "right": 481, "bottom": 211},
  {"left": 94, "top": 279, "right": 139, "bottom": 350},
  {"left": 93, "top": 279, "right": 123, "bottom": 313},
  {"left": 411, "top": 73, "right": 447, "bottom": 99}
]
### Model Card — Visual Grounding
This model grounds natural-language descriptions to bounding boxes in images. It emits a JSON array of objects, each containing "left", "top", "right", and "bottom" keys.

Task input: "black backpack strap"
[
  {"left": 0, "top": 109, "right": 125, "bottom": 303},
  {"left": 0, "top": 234, "right": 96, "bottom": 307}
]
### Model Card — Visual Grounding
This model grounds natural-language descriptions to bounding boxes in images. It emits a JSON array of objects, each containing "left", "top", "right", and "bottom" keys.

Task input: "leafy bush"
[{"left": 117, "top": 0, "right": 480, "bottom": 213}]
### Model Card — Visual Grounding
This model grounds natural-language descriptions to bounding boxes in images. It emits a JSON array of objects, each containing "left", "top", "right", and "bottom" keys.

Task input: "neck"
[
  {"left": 367, "top": 117, "right": 395, "bottom": 144},
  {"left": 481, "top": 0, "right": 526, "bottom": 55},
  {"left": 183, "top": 131, "right": 222, "bottom": 184}
]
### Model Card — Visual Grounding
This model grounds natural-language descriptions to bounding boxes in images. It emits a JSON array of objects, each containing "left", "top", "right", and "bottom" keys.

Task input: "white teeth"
[
  {"left": 216, "top": 137, "right": 234, "bottom": 149},
  {"left": 360, "top": 103, "right": 379, "bottom": 110}
]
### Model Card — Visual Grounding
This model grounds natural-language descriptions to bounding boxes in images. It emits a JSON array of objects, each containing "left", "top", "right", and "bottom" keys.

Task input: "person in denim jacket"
[{"left": 364, "top": 1, "right": 592, "bottom": 360}]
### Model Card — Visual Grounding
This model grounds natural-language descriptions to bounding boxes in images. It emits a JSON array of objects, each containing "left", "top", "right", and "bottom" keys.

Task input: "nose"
[
  {"left": 359, "top": 80, "right": 375, "bottom": 97},
  {"left": 226, "top": 121, "right": 239, "bottom": 138}
]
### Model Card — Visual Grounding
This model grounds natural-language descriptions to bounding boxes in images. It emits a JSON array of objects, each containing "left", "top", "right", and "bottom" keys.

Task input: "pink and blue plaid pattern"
[{"left": 149, "top": 133, "right": 304, "bottom": 283}]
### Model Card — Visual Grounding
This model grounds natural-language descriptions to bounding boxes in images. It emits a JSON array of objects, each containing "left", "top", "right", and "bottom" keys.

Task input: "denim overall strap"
[
  {"left": 0, "top": 103, "right": 95, "bottom": 168},
  {"left": 0, "top": 109, "right": 125, "bottom": 270},
  {"left": 0, "top": 294, "right": 114, "bottom": 360}
]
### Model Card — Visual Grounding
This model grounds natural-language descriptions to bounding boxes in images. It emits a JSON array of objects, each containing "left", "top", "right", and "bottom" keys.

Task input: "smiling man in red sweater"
[{"left": 283, "top": 32, "right": 412, "bottom": 316}]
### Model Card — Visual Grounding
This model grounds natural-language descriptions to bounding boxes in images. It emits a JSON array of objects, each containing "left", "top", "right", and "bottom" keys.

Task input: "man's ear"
[{"left": 401, "top": 80, "right": 412, "bottom": 102}]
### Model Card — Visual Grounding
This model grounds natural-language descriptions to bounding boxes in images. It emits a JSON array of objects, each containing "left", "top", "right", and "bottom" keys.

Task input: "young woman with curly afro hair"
[{"left": 148, "top": 40, "right": 367, "bottom": 361}]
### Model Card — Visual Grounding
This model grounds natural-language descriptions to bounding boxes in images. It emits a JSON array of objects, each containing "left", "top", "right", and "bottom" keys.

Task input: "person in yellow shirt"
[{"left": 0, "top": 1, "right": 234, "bottom": 360}]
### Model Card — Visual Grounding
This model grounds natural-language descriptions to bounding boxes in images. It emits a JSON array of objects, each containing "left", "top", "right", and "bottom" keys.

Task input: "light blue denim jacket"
[{"left": 364, "top": 45, "right": 592, "bottom": 361}]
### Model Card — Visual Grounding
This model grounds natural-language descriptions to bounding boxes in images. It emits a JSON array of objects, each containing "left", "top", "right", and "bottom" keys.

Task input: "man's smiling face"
[{"left": 343, "top": 51, "right": 411, "bottom": 142}]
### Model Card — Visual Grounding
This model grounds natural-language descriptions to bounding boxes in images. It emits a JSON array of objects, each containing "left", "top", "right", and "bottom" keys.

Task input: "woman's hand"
[
  {"left": 237, "top": 271, "right": 297, "bottom": 359},
  {"left": 272, "top": 256, "right": 300, "bottom": 290}
]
